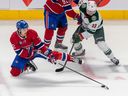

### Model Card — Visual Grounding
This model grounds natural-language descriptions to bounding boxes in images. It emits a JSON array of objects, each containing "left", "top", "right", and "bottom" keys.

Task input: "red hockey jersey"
[
  {"left": 10, "top": 29, "right": 47, "bottom": 59},
  {"left": 44, "top": 0, "right": 79, "bottom": 18}
]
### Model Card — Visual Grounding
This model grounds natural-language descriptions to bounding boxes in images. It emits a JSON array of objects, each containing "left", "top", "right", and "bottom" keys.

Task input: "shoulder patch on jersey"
[
  {"left": 91, "top": 15, "right": 97, "bottom": 21},
  {"left": 81, "top": 3, "right": 87, "bottom": 8}
]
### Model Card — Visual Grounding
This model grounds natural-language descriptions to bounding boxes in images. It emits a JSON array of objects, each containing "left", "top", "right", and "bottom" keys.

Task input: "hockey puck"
[
  {"left": 101, "top": 85, "right": 105, "bottom": 87},
  {"left": 101, "top": 85, "right": 109, "bottom": 90}
]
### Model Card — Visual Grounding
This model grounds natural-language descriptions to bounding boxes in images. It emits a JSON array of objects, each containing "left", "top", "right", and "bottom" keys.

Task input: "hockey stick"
[
  {"left": 58, "top": 63, "right": 109, "bottom": 90},
  {"left": 55, "top": 43, "right": 75, "bottom": 72}
]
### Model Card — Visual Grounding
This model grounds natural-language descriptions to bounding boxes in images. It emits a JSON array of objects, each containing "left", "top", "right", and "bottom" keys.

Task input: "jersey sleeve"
[
  {"left": 30, "top": 30, "right": 51, "bottom": 56},
  {"left": 78, "top": 0, "right": 88, "bottom": 7},
  {"left": 79, "top": 3, "right": 87, "bottom": 13},
  {"left": 66, "top": 8, "right": 79, "bottom": 19},
  {"left": 64, "top": 3, "right": 79, "bottom": 19},
  {"left": 29, "top": 30, "right": 46, "bottom": 53},
  {"left": 44, "top": 0, "right": 64, "bottom": 14}
]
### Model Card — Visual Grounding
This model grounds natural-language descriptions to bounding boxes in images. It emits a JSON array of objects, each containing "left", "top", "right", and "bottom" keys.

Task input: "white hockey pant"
[{"left": 97, "top": 41, "right": 114, "bottom": 59}]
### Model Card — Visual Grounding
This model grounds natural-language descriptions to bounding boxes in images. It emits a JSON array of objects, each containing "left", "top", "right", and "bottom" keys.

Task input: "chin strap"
[{"left": 17, "top": 30, "right": 26, "bottom": 38}]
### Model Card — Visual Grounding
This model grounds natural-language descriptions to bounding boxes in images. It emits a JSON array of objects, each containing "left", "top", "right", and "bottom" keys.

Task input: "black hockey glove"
[
  {"left": 77, "top": 14, "right": 82, "bottom": 25},
  {"left": 72, "top": 25, "right": 84, "bottom": 43},
  {"left": 72, "top": 32, "right": 82, "bottom": 43}
]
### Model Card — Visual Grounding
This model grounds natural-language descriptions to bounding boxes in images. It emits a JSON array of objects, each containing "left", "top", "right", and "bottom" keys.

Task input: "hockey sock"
[
  {"left": 44, "top": 29, "right": 54, "bottom": 47},
  {"left": 97, "top": 41, "right": 114, "bottom": 59},
  {"left": 56, "top": 27, "right": 67, "bottom": 43}
]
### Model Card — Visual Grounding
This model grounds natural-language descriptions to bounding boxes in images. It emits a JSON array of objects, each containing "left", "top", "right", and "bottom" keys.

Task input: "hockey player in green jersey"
[{"left": 71, "top": 0, "right": 119, "bottom": 65}]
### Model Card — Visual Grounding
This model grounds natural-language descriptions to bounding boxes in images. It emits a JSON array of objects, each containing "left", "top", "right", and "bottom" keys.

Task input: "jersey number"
[{"left": 92, "top": 24, "right": 97, "bottom": 28}]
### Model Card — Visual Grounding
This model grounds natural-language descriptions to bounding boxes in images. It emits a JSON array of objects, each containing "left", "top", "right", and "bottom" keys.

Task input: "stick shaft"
[
  {"left": 62, "top": 43, "right": 75, "bottom": 69},
  {"left": 58, "top": 63, "right": 108, "bottom": 87}
]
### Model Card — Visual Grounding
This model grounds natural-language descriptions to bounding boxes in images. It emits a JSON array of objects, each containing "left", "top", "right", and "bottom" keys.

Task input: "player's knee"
[
  {"left": 97, "top": 41, "right": 109, "bottom": 52},
  {"left": 60, "top": 26, "right": 67, "bottom": 31},
  {"left": 45, "top": 29, "right": 54, "bottom": 38},
  {"left": 46, "top": 28, "right": 54, "bottom": 32},
  {"left": 10, "top": 67, "right": 21, "bottom": 77},
  {"left": 63, "top": 26, "right": 67, "bottom": 30}
]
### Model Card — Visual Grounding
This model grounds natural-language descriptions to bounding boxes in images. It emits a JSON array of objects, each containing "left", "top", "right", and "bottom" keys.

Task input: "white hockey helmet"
[{"left": 87, "top": 1, "right": 97, "bottom": 15}]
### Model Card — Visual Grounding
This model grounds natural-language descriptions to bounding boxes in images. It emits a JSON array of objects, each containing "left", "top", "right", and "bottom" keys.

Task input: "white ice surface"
[{"left": 0, "top": 20, "right": 128, "bottom": 96}]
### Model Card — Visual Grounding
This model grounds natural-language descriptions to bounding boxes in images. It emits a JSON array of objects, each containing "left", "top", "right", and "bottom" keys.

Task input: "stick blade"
[
  {"left": 101, "top": 85, "right": 109, "bottom": 90},
  {"left": 55, "top": 67, "right": 64, "bottom": 72}
]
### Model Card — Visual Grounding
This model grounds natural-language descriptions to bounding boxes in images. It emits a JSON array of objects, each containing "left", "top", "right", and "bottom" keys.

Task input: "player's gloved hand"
[
  {"left": 48, "top": 52, "right": 57, "bottom": 64},
  {"left": 74, "top": 14, "right": 82, "bottom": 25},
  {"left": 43, "top": 49, "right": 57, "bottom": 64},
  {"left": 46, "top": 50, "right": 75, "bottom": 64},
  {"left": 72, "top": 32, "right": 83, "bottom": 43},
  {"left": 77, "top": 15, "right": 82, "bottom": 25}
]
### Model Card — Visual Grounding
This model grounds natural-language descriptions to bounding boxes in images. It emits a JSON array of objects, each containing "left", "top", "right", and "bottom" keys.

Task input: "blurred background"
[{"left": 0, "top": 0, "right": 128, "bottom": 20}]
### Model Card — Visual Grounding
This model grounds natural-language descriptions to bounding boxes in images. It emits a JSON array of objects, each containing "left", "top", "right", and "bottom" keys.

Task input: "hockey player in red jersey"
[
  {"left": 10, "top": 20, "right": 77, "bottom": 77},
  {"left": 43, "top": 0, "right": 80, "bottom": 50}
]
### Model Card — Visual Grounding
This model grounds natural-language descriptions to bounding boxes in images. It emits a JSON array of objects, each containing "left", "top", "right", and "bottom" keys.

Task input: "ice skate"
[
  {"left": 73, "top": 58, "right": 83, "bottom": 64},
  {"left": 72, "top": 49, "right": 85, "bottom": 59},
  {"left": 110, "top": 57, "right": 119, "bottom": 65},
  {"left": 26, "top": 61, "right": 38, "bottom": 72},
  {"left": 54, "top": 42, "right": 68, "bottom": 52}
]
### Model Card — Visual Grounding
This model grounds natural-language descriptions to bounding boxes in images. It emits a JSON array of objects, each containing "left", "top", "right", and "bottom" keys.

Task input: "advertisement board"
[
  {"left": 0, "top": 0, "right": 128, "bottom": 10},
  {"left": 0, "top": 0, "right": 128, "bottom": 20}
]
